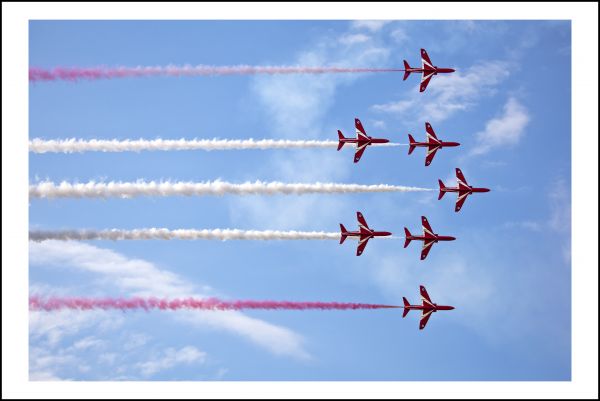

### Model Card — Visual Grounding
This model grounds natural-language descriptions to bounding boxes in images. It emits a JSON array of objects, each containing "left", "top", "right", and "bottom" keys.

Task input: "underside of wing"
[
  {"left": 425, "top": 145, "right": 439, "bottom": 166},
  {"left": 455, "top": 192, "right": 470, "bottom": 212},
  {"left": 356, "top": 236, "right": 370, "bottom": 256},
  {"left": 421, "top": 48, "right": 434, "bottom": 70},
  {"left": 420, "top": 240, "right": 435, "bottom": 260},
  {"left": 355, "top": 118, "right": 369, "bottom": 140},
  {"left": 420, "top": 285, "right": 434, "bottom": 306},
  {"left": 421, "top": 216, "right": 434, "bottom": 236},
  {"left": 425, "top": 122, "right": 439, "bottom": 141},
  {"left": 419, "top": 309, "right": 434, "bottom": 330},
  {"left": 420, "top": 72, "right": 434, "bottom": 92},
  {"left": 354, "top": 143, "right": 368, "bottom": 163},
  {"left": 357, "top": 211, "right": 370, "bottom": 231},
  {"left": 456, "top": 168, "right": 468, "bottom": 186}
]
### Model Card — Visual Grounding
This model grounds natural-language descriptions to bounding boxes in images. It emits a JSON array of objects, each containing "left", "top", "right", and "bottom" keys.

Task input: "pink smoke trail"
[
  {"left": 29, "top": 296, "right": 399, "bottom": 311},
  {"left": 29, "top": 65, "right": 404, "bottom": 82}
]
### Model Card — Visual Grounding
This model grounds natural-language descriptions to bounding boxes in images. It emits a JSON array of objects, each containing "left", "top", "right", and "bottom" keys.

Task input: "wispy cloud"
[
  {"left": 339, "top": 33, "right": 370, "bottom": 46},
  {"left": 372, "top": 60, "right": 511, "bottom": 124},
  {"left": 389, "top": 28, "right": 409, "bottom": 44},
  {"left": 238, "top": 23, "right": 394, "bottom": 230},
  {"left": 136, "top": 346, "right": 207, "bottom": 377},
  {"left": 471, "top": 97, "right": 530, "bottom": 155},
  {"left": 30, "top": 241, "right": 310, "bottom": 360},
  {"left": 351, "top": 20, "right": 390, "bottom": 32}
]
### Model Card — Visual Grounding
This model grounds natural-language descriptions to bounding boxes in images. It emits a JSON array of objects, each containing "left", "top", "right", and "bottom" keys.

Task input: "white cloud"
[
  {"left": 389, "top": 28, "right": 409, "bottom": 44},
  {"left": 136, "top": 346, "right": 207, "bottom": 376},
  {"left": 30, "top": 241, "right": 310, "bottom": 360},
  {"left": 471, "top": 97, "right": 530, "bottom": 155},
  {"left": 71, "top": 336, "right": 105, "bottom": 351},
  {"left": 123, "top": 333, "right": 150, "bottom": 351},
  {"left": 98, "top": 353, "right": 118, "bottom": 365},
  {"left": 240, "top": 23, "right": 393, "bottom": 230},
  {"left": 372, "top": 60, "right": 511, "bottom": 124},
  {"left": 371, "top": 119, "right": 387, "bottom": 129},
  {"left": 339, "top": 33, "right": 370, "bottom": 46},
  {"left": 351, "top": 20, "right": 390, "bottom": 32},
  {"left": 29, "top": 309, "right": 124, "bottom": 347}
]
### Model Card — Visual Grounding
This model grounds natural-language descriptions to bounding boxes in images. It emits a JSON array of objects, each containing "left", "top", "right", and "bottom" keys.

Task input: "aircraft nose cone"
[
  {"left": 482, "top": 188, "right": 491, "bottom": 192},
  {"left": 449, "top": 306, "right": 455, "bottom": 310},
  {"left": 448, "top": 236, "right": 456, "bottom": 241},
  {"left": 382, "top": 232, "right": 392, "bottom": 236},
  {"left": 449, "top": 68, "right": 455, "bottom": 73}
]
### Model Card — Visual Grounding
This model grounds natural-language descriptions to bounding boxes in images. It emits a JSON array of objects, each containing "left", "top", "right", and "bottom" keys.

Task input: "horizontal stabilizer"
[
  {"left": 339, "top": 224, "right": 348, "bottom": 244},
  {"left": 402, "top": 60, "right": 410, "bottom": 81},
  {"left": 337, "top": 130, "right": 345, "bottom": 151},
  {"left": 438, "top": 179, "right": 446, "bottom": 200},
  {"left": 403, "top": 227, "right": 412, "bottom": 248},
  {"left": 408, "top": 134, "right": 416, "bottom": 155}
]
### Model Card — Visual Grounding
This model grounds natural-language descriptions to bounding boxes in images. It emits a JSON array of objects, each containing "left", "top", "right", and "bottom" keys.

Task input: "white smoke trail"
[
  {"left": 29, "top": 138, "right": 404, "bottom": 153},
  {"left": 29, "top": 180, "right": 434, "bottom": 199},
  {"left": 29, "top": 229, "right": 342, "bottom": 242}
]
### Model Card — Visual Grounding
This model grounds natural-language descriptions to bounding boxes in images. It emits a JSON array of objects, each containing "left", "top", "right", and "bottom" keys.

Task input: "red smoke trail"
[
  {"left": 29, "top": 66, "right": 404, "bottom": 82},
  {"left": 29, "top": 296, "right": 399, "bottom": 311}
]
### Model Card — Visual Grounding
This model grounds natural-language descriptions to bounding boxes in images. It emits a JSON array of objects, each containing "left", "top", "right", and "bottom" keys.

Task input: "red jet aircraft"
[
  {"left": 402, "top": 285, "right": 455, "bottom": 330},
  {"left": 337, "top": 118, "right": 390, "bottom": 163},
  {"left": 340, "top": 211, "right": 392, "bottom": 256},
  {"left": 402, "top": 48, "right": 456, "bottom": 92},
  {"left": 408, "top": 122, "right": 460, "bottom": 166},
  {"left": 404, "top": 216, "right": 456, "bottom": 260},
  {"left": 439, "top": 168, "right": 491, "bottom": 212}
]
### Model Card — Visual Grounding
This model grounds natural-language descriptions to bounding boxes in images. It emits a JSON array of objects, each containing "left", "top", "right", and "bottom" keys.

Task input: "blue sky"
[{"left": 29, "top": 20, "right": 571, "bottom": 381}]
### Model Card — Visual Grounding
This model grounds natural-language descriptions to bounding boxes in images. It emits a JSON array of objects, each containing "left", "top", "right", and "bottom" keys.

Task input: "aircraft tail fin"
[
  {"left": 408, "top": 134, "right": 416, "bottom": 155},
  {"left": 438, "top": 179, "right": 446, "bottom": 200},
  {"left": 402, "top": 60, "right": 411, "bottom": 81},
  {"left": 339, "top": 224, "right": 348, "bottom": 244},
  {"left": 403, "top": 228, "right": 412, "bottom": 248},
  {"left": 337, "top": 130, "right": 345, "bottom": 151},
  {"left": 402, "top": 297, "right": 410, "bottom": 318}
]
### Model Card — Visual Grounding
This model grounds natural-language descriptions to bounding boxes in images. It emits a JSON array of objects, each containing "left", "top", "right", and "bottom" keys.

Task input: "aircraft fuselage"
[
  {"left": 404, "top": 303, "right": 455, "bottom": 311},
  {"left": 344, "top": 230, "right": 392, "bottom": 239},
  {"left": 441, "top": 186, "right": 491, "bottom": 194},
  {"left": 406, "top": 234, "right": 456, "bottom": 243},
  {"left": 413, "top": 141, "right": 460, "bottom": 148},
  {"left": 340, "top": 137, "right": 389, "bottom": 146},
  {"left": 406, "top": 67, "right": 455, "bottom": 74}
]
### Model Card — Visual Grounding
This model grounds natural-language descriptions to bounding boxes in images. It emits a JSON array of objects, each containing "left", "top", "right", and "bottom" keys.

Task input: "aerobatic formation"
[{"left": 30, "top": 48, "right": 490, "bottom": 330}]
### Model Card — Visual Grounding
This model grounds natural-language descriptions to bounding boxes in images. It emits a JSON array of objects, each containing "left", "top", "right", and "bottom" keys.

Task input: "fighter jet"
[
  {"left": 439, "top": 168, "right": 491, "bottom": 212},
  {"left": 404, "top": 216, "right": 456, "bottom": 260},
  {"left": 408, "top": 122, "right": 460, "bottom": 166},
  {"left": 340, "top": 211, "right": 392, "bottom": 256},
  {"left": 402, "top": 48, "right": 456, "bottom": 92},
  {"left": 402, "top": 285, "right": 455, "bottom": 330},
  {"left": 337, "top": 118, "right": 390, "bottom": 163}
]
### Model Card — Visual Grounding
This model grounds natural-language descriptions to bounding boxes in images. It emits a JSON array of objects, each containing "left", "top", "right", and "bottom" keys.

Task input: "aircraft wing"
[
  {"left": 357, "top": 211, "right": 370, "bottom": 231},
  {"left": 353, "top": 143, "right": 368, "bottom": 163},
  {"left": 425, "top": 122, "right": 439, "bottom": 142},
  {"left": 421, "top": 48, "right": 434, "bottom": 70},
  {"left": 456, "top": 168, "right": 468, "bottom": 186},
  {"left": 421, "top": 216, "right": 434, "bottom": 236},
  {"left": 420, "top": 285, "right": 434, "bottom": 306},
  {"left": 419, "top": 309, "right": 434, "bottom": 330},
  {"left": 420, "top": 239, "right": 435, "bottom": 260},
  {"left": 419, "top": 71, "right": 435, "bottom": 92},
  {"left": 425, "top": 145, "right": 440, "bottom": 166},
  {"left": 356, "top": 235, "right": 370, "bottom": 256},
  {"left": 455, "top": 192, "right": 470, "bottom": 212},
  {"left": 355, "top": 118, "right": 369, "bottom": 141}
]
